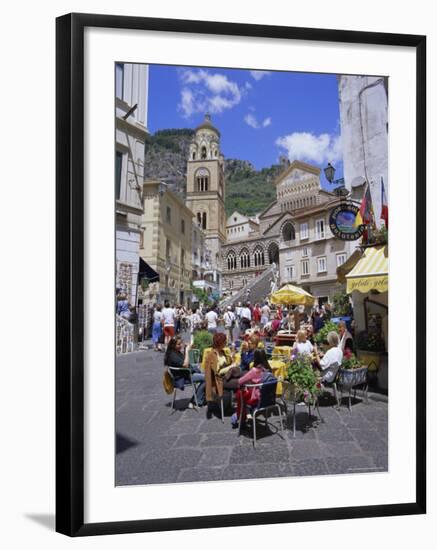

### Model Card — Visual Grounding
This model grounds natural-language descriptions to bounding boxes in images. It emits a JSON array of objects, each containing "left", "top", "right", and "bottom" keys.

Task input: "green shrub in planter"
[
  {"left": 192, "top": 330, "right": 213, "bottom": 358},
  {"left": 286, "top": 353, "right": 322, "bottom": 404},
  {"left": 314, "top": 320, "right": 339, "bottom": 345}
]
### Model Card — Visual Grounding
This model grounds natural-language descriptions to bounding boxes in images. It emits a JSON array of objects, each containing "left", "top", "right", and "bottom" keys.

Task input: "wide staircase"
[{"left": 220, "top": 263, "right": 278, "bottom": 309}]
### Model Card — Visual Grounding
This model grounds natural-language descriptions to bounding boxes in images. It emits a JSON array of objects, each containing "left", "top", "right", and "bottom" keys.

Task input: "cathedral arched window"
[
  {"left": 192, "top": 151, "right": 196, "bottom": 160},
  {"left": 227, "top": 250, "right": 237, "bottom": 271},
  {"left": 240, "top": 248, "right": 250, "bottom": 269},
  {"left": 268, "top": 242, "right": 279, "bottom": 265},
  {"left": 201, "top": 146, "right": 207, "bottom": 159},
  {"left": 282, "top": 222, "right": 296, "bottom": 242},
  {"left": 202, "top": 212, "right": 207, "bottom": 230},
  {"left": 197, "top": 212, "right": 201, "bottom": 227},
  {"left": 253, "top": 245, "right": 265, "bottom": 267}
]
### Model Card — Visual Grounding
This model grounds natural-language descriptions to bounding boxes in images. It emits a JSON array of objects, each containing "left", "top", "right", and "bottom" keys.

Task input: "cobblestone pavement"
[{"left": 116, "top": 348, "right": 388, "bottom": 486}]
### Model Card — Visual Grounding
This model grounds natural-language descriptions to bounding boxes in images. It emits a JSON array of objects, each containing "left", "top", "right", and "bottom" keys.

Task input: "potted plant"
[
  {"left": 192, "top": 330, "right": 213, "bottom": 359},
  {"left": 355, "top": 330, "right": 385, "bottom": 373},
  {"left": 285, "top": 353, "right": 322, "bottom": 405},
  {"left": 339, "top": 349, "right": 368, "bottom": 388}
]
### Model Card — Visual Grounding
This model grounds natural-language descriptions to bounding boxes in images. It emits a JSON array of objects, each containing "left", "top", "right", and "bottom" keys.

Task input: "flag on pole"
[
  {"left": 354, "top": 183, "right": 374, "bottom": 227},
  {"left": 380, "top": 177, "right": 388, "bottom": 229}
]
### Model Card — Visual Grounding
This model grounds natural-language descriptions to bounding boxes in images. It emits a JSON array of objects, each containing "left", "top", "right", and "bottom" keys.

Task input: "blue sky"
[{"left": 148, "top": 65, "right": 344, "bottom": 187}]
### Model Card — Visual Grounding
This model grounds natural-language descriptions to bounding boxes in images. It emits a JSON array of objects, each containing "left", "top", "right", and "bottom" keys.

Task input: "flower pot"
[
  {"left": 357, "top": 350, "right": 381, "bottom": 372},
  {"left": 338, "top": 366, "right": 368, "bottom": 388},
  {"left": 283, "top": 381, "right": 299, "bottom": 401}
]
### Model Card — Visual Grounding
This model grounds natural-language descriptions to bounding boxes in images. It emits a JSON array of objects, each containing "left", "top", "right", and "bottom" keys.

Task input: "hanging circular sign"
[{"left": 329, "top": 203, "right": 365, "bottom": 241}]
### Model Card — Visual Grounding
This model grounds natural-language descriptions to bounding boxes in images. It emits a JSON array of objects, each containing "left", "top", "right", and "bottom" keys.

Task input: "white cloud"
[
  {"left": 275, "top": 132, "right": 342, "bottom": 165},
  {"left": 178, "top": 69, "right": 244, "bottom": 117},
  {"left": 244, "top": 113, "right": 259, "bottom": 128},
  {"left": 250, "top": 70, "right": 271, "bottom": 81},
  {"left": 244, "top": 113, "right": 272, "bottom": 129}
]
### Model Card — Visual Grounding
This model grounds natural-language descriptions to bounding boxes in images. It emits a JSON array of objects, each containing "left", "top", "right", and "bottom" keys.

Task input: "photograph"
[{"left": 114, "top": 62, "right": 389, "bottom": 486}]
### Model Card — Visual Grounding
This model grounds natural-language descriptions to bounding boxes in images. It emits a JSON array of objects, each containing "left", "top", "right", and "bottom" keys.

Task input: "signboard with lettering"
[{"left": 329, "top": 203, "right": 365, "bottom": 241}]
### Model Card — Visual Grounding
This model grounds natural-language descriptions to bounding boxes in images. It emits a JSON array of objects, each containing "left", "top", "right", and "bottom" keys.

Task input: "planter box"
[{"left": 338, "top": 366, "right": 368, "bottom": 389}]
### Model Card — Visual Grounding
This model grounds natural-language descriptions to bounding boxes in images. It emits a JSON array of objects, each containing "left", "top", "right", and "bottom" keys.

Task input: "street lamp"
[
  {"left": 324, "top": 162, "right": 348, "bottom": 198},
  {"left": 324, "top": 162, "right": 344, "bottom": 185}
]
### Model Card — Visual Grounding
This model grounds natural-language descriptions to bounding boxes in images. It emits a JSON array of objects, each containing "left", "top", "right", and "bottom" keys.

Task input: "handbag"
[{"left": 162, "top": 370, "right": 174, "bottom": 394}]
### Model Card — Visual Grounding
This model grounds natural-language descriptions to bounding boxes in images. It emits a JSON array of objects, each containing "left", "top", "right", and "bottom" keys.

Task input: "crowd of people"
[{"left": 157, "top": 298, "right": 354, "bottom": 429}]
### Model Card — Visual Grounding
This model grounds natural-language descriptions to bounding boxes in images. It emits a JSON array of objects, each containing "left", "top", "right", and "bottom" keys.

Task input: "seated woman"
[
  {"left": 204, "top": 333, "right": 240, "bottom": 415},
  {"left": 313, "top": 331, "right": 343, "bottom": 383},
  {"left": 239, "top": 334, "right": 260, "bottom": 372},
  {"left": 164, "top": 336, "right": 206, "bottom": 407},
  {"left": 231, "top": 349, "right": 272, "bottom": 428},
  {"left": 292, "top": 329, "right": 314, "bottom": 357}
]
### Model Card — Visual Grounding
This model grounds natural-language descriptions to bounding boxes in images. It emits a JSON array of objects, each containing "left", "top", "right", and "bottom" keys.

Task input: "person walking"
[
  {"left": 152, "top": 304, "right": 163, "bottom": 351},
  {"left": 260, "top": 302, "right": 270, "bottom": 328},
  {"left": 205, "top": 306, "right": 218, "bottom": 335},
  {"left": 162, "top": 301, "right": 176, "bottom": 345},
  {"left": 223, "top": 306, "right": 236, "bottom": 344},
  {"left": 239, "top": 302, "right": 252, "bottom": 333}
]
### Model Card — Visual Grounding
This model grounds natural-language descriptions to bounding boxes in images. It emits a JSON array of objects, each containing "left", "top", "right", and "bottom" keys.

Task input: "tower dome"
[{"left": 194, "top": 113, "right": 221, "bottom": 137}]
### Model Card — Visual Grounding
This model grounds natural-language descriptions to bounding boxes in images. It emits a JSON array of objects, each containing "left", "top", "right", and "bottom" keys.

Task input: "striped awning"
[{"left": 346, "top": 245, "right": 388, "bottom": 294}]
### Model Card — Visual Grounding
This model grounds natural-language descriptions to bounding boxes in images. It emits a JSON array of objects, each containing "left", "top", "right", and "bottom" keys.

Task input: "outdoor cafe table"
[{"left": 272, "top": 345, "right": 293, "bottom": 360}]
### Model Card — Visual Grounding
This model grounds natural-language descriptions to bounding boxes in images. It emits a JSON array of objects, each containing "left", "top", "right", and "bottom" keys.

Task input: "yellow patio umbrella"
[{"left": 270, "top": 284, "right": 316, "bottom": 307}]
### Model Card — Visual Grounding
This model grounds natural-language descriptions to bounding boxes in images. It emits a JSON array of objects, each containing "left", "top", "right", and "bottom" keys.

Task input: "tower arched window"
[
  {"left": 197, "top": 212, "right": 201, "bottom": 226},
  {"left": 240, "top": 248, "right": 250, "bottom": 269},
  {"left": 201, "top": 146, "right": 207, "bottom": 159},
  {"left": 192, "top": 151, "right": 196, "bottom": 160},
  {"left": 195, "top": 168, "right": 210, "bottom": 192},
  {"left": 253, "top": 245, "right": 265, "bottom": 267},
  {"left": 202, "top": 212, "right": 207, "bottom": 230}
]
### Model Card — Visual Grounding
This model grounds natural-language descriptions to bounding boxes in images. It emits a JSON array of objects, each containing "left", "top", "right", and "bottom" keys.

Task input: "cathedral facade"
[{"left": 221, "top": 160, "right": 357, "bottom": 305}]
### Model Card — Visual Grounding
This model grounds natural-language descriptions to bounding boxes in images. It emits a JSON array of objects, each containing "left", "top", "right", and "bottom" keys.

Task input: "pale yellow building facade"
[{"left": 140, "top": 180, "right": 194, "bottom": 305}]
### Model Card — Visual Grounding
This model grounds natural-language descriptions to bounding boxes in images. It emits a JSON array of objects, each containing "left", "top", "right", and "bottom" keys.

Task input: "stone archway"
[{"left": 268, "top": 242, "right": 279, "bottom": 264}]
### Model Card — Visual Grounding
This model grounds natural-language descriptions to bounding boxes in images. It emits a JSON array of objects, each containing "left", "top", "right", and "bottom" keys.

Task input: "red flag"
[
  {"left": 354, "top": 183, "right": 374, "bottom": 227},
  {"left": 380, "top": 178, "right": 388, "bottom": 229}
]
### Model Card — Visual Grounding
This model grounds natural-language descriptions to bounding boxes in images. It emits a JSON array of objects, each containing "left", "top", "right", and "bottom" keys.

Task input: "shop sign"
[{"left": 329, "top": 203, "right": 365, "bottom": 241}]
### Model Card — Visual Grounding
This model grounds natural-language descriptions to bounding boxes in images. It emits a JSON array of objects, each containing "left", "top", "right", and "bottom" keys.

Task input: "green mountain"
[{"left": 143, "top": 129, "right": 283, "bottom": 217}]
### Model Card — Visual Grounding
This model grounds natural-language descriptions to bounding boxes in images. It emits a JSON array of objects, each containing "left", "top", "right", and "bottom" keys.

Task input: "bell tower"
[{"left": 186, "top": 114, "right": 226, "bottom": 287}]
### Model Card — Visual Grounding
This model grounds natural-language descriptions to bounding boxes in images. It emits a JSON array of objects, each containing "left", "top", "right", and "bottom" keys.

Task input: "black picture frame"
[{"left": 56, "top": 12, "right": 426, "bottom": 537}]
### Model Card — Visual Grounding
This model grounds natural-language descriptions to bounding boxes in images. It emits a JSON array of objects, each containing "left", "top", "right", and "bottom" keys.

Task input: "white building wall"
[
  {"left": 116, "top": 229, "right": 141, "bottom": 305},
  {"left": 115, "top": 63, "right": 149, "bottom": 306},
  {"left": 338, "top": 75, "right": 388, "bottom": 227}
]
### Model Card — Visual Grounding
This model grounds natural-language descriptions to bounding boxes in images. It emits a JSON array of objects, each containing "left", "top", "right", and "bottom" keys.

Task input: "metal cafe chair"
[
  {"left": 188, "top": 348, "right": 201, "bottom": 370},
  {"left": 320, "top": 361, "right": 341, "bottom": 410},
  {"left": 238, "top": 380, "right": 284, "bottom": 448},
  {"left": 166, "top": 366, "right": 199, "bottom": 414}
]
